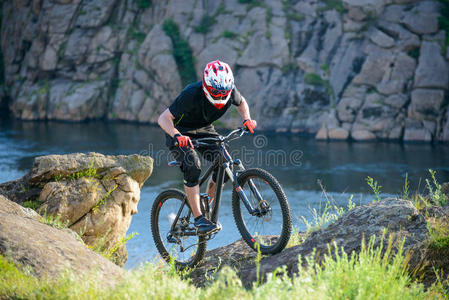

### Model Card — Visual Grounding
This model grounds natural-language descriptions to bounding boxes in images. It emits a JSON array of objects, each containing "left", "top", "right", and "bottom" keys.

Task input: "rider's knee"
[{"left": 183, "top": 164, "right": 201, "bottom": 187}]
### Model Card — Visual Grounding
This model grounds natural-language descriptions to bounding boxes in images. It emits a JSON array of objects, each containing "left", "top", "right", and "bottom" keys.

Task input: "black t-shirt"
[{"left": 169, "top": 81, "right": 242, "bottom": 133}]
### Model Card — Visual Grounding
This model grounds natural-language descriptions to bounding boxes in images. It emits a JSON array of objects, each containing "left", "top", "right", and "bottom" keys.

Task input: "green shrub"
[
  {"left": 195, "top": 15, "right": 216, "bottom": 34},
  {"left": 304, "top": 73, "right": 325, "bottom": 86},
  {"left": 408, "top": 47, "right": 420, "bottom": 60},
  {"left": 439, "top": 0, "right": 449, "bottom": 55},
  {"left": 163, "top": 19, "right": 197, "bottom": 86},
  {"left": 133, "top": 0, "right": 151, "bottom": 9},
  {"left": 222, "top": 30, "right": 239, "bottom": 39}
]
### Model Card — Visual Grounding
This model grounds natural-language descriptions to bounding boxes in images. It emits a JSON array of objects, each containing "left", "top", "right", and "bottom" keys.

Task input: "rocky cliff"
[
  {"left": 0, "top": 152, "right": 153, "bottom": 266},
  {"left": 1, "top": 0, "right": 448, "bottom": 142}
]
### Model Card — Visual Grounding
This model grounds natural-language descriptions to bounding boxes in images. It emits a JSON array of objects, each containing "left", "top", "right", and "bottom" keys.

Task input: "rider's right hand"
[{"left": 174, "top": 134, "right": 194, "bottom": 148}]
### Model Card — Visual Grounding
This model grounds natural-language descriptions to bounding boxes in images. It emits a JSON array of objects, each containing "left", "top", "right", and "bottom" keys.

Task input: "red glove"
[
  {"left": 243, "top": 119, "right": 257, "bottom": 134},
  {"left": 174, "top": 134, "right": 194, "bottom": 148}
]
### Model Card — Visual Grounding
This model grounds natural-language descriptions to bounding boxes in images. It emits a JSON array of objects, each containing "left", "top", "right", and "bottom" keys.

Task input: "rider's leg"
[
  {"left": 185, "top": 184, "right": 202, "bottom": 218},
  {"left": 206, "top": 177, "right": 216, "bottom": 201}
]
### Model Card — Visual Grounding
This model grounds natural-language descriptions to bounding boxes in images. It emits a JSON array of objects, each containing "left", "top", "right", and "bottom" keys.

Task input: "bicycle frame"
[{"left": 169, "top": 141, "right": 264, "bottom": 237}]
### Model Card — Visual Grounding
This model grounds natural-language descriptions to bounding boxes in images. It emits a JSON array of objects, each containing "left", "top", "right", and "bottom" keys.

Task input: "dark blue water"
[{"left": 1, "top": 113, "right": 448, "bottom": 268}]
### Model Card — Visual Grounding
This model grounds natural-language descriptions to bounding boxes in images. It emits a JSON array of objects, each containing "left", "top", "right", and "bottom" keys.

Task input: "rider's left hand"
[{"left": 243, "top": 119, "right": 257, "bottom": 134}]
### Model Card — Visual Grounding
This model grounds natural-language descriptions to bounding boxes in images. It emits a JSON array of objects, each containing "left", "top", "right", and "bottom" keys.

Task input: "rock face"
[
  {"left": 189, "top": 199, "right": 447, "bottom": 288},
  {"left": 0, "top": 194, "right": 124, "bottom": 281},
  {"left": 0, "top": 152, "right": 153, "bottom": 266},
  {"left": 1, "top": 0, "right": 449, "bottom": 142}
]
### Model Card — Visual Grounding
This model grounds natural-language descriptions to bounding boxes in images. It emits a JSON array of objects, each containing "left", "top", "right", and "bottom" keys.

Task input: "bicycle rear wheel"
[
  {"left": 232, "top": 168, "right": 292, "bottom": 254},
  {"left": 151, "top": 189, "right": 207, "bottom": 269}
]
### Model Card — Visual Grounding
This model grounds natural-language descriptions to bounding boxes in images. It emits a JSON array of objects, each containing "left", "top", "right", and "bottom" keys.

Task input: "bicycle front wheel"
[
  {"left": 232, "top": 168, "right": 292, "bottom": 255},
  {"left": 151, "top": 189, "right": 207, "bottom": 269}
]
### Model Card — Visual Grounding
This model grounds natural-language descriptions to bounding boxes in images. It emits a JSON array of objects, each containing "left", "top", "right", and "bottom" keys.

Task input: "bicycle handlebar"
[{"left": 174, "top": 127, "right": 247, "bottom": 147}]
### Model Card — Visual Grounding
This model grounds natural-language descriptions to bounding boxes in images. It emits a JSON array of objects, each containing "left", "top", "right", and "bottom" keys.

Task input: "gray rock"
[
  {"left": 240, "top": 199, "right": 429, "bottom": 287},
  {"left": 400, "top": 1, "right": 439, "bottom": 35},
  {"left": 380, "top": 4, "right": 405, "bottom": 23},
  {"left": 409, "top": 89, "right": 445, "bottom": 120},
  {"left": 40, "top": 45, "right": 58, "bottom": 71},
  {"left": 47, "top": 80, "right": 107, "bottom": 121},
  {"left": 377, "top": 21, "right": 420, "bottom": 52},
  {"left": 343, "top": 17, "right": 365, "bottom": 32},
  {"left": 370, "top": 28, "right": 395, "bottom": 48},
  {"left": 404, "top": 127, "right": 432, "bottom": 142},
  {"left": 64, "top": 29, "right": 92, "bottom": 63},
  {"left": 329, "top": 38, "right": 364, "bottom": 97},
  {"left": 87, "top": 26, "right": 117, "bottom": 63},
  {"left": 196, "top": 39, "right": 238, "bottom": 76},
  {"left": 75, "top": 0, "right": 116, "bottom": 28},
  {"left": 353, "top": 47, "right": 393, "bottom": 87},
  {"left": 384, "top": 94, "right": 408, "bottom": 108},
  {"left": 377, "top": 52, "right": 416, "bottom": 95},
  {"left": 328, "top": 127, "right": 349, "bottom": 140},
  {"left": 237, "top": 33, "right": 288, "bottom": 68},
  {"left": 414, "top": 42, "right": 449, "bottom": 89},
  {"left": 337, "top": 97, "right": 364, "bottom": 122},
  {"left": 352, "top": 93, "right": 397, "bottom": 138},
  {"left": 0, "top": 195, "right": 124, "bottom": 281},
  {"left": 351, "top": 129, "right": 376, "bottom": 140},
  {"left": 315, "top": 126, "right": 328, "bottom": 140},
  {"left": 440, "top": 110, "right": 449, "bottom": 142},
  {"left": 41, "top": 0, "right": 81, "bottom": 34},
  {"left": 1, "top": 152, "right": 153, "bottom": 266}
]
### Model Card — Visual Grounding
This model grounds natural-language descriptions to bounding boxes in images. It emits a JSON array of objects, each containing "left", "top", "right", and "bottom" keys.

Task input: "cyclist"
[{"left": 158, "top": 60, "right": 257, "bottom": 236}]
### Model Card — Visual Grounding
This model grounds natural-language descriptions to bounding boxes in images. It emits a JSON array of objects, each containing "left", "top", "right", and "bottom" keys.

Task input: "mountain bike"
[{"left": 151, "top": 127, "right": 292, "bottom": 269}]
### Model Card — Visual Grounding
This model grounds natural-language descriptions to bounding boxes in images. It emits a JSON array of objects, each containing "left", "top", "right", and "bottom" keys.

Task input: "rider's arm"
[
  {"left": 158, "top": 109, "right": 181, "bottom": 138},
  {"left": 237, "top": 98, "right": 252, "bottom": 121}
]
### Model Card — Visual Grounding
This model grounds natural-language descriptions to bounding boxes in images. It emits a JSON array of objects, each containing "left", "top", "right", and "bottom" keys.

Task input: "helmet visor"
[{"left": 206, "top": 85, "right": 232, "bottom": 100}]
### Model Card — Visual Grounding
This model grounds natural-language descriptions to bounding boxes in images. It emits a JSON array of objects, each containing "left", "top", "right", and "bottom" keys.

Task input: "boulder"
[
  {"left": 337, "top": 97, "right": 364, "bottom": 123},
  {"left": 403, "top": 118, "right": 433, "bottom": 142},
  {"left": 328, "top": 127, "right": 349, "bottom": 140},
  {"left": 384, "top": 94, "right": 408, "bottom": 109},
  {"left": 408, "top": 89, "right": 445, "bottom": 121},
  {"left": 0, "top": 194, "right": 124, "bottom": 281},
  {"left": 369, "top": 28, "right": 395, "bottom": 48},
  {"left": 315, "top": 126, "right": 328, "bottom": 140},
  {"left": 351, "top": 129, "right": 376, "bottom": 141},
  {"left": 414, "top": 42, "right": 449, "bottom": 89},
  {"left": 190, "top": 199, "right": 443, "bottom": 289},
  {"left": 400, "top": 1, "right": 440, "bottom": 35},
  {"left": 239, "top": 199, "right": 432, "bottom": 287},
  {"left": 0, "top": 153, "right": 153, "bottom": 266},
  {"left": 237, "top": 32, "right": 288, "bottom": 68}
]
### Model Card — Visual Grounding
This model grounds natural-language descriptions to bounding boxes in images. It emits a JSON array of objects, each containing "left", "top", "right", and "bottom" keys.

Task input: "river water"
[{"left": 1, "top": 113, "right": 448, "bottom": 268}]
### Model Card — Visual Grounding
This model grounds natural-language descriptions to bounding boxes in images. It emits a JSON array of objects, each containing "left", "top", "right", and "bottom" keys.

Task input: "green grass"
[
  {"left": 162, "top": 19, "right": 197, "bottom": 86},
  {"left": 1, "top": 234, "right": 447, "bottom": 299},
  {"left": 23, "top": 199, "right": 41, "bottom": 211},
  {"left": 40, "top": 212, "right": 69, "bottom": 229}
]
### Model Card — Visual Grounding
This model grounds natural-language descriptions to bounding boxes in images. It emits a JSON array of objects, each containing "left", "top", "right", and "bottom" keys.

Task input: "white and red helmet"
[{"left": 202, "top": 60, "right": 234, "bottom": 109}]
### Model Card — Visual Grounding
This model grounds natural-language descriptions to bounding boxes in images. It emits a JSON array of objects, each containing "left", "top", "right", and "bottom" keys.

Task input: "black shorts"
[{"left": 166, "top": 126, "right": 229, "bottom": 187}]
